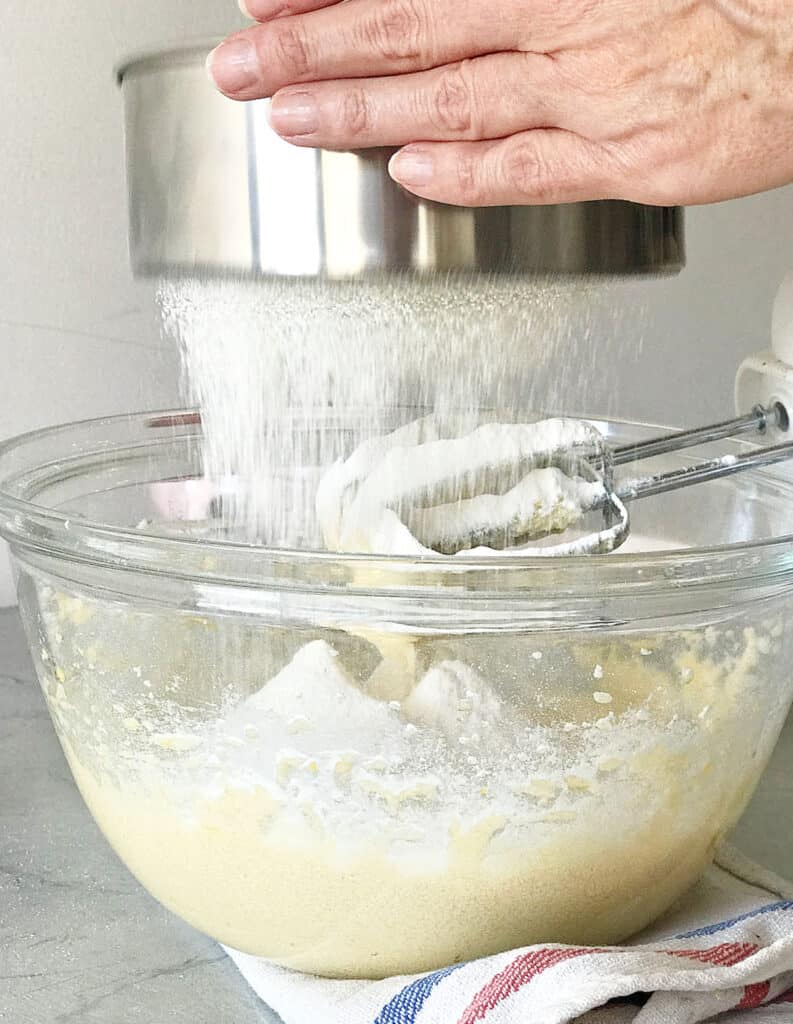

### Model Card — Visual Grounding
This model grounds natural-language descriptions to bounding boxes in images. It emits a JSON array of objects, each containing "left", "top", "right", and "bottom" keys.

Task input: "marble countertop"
[{"left": 2, "top": 605, "right": 792, "bottom": 1023}]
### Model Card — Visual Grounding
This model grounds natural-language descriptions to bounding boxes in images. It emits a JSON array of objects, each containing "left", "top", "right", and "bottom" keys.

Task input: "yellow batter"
[{"left": 44, "top": 602, "right": 787, "bottom": 980}]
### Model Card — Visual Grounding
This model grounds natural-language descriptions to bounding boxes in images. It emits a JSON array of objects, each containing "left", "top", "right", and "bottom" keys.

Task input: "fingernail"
[
  {"left": 389, "top": 148, "right": 435, "bottom": 187},
  {"left": 206, "top": 38, "right": 259, "bottom": 94},
  {"left": 270, "top": 91, "right": 319, "bottom": 137},
  {"left": 238, "top": 0, "right": 252, "bottom": 16}
]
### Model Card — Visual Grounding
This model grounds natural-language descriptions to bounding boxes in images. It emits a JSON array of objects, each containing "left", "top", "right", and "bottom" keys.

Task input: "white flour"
[{"left": 159, "top": 276, "right": 636, "bottom": 548}]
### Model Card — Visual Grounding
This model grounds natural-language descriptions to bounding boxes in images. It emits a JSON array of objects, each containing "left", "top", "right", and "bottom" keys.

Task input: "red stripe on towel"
[
  {"left": 668, "top": 942, "right": 758, "bottom": 967},
  {"left": 736, "top": 981, "right": 771, "bottom": 1009},
  {"left": 458, "top": 947, "right": 601, "bottom": 1024}
]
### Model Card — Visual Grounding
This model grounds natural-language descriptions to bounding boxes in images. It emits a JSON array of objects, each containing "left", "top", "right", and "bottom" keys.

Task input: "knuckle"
[
  {"left": 601, "top": 138, "right": 655, "bottom": 196},
  {"left": 431, "top": 62, "right": 476, "bottom": 136},
  {"left": 340, "top": 89, "right": 374, "bottom": 135},
  {"left": 359, "top": 0, "right": 424, "bottom": 63},
  {"left": 455, "top": 152, "right": 484, "bottom": 205},
  {"left": 501, "top": 143, "right": 559, "bottom": 202},
  {"left": 552, "top": 50, "right": 591, "bottom": 93},
  {"left": 271, "top": 22, "right": 312, "bottom": 75}
]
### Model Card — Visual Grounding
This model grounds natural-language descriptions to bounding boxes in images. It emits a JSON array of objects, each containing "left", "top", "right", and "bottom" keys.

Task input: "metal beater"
[{"left": 563, "top": 401, "right": 793, "bottom": 555}]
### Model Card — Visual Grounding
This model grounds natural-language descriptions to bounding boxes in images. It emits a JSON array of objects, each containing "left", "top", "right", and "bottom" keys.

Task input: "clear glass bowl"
[{"left": 2, "top": 410, "right": 793, "bottom": 980}]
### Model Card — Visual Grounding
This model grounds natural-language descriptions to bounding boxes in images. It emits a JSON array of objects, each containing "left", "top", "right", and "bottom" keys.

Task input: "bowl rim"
[{"left": 1, "top": 408, "right": 793, "bottom": 601}]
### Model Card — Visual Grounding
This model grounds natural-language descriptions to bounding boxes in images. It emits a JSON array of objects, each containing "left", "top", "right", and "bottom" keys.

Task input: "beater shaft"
[
  {"left": 612, "top": 405, "right": 776, "bottom": 466},
  {"left": 616, "top": 438, "right": 793, "bottom": 503},
  {"left": 606, "top": 402, "right": 793, "bottom": 507}
]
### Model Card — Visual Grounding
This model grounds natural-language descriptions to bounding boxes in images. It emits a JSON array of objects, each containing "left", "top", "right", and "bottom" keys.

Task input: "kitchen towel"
[{"left": 224, "top": 846, "right": 793, "bottom": 1024}]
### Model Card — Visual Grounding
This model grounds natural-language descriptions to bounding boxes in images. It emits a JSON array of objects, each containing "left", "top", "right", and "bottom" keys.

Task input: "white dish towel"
[{"left": 224, "top": 846, "right": 793, "bottom": 1024}]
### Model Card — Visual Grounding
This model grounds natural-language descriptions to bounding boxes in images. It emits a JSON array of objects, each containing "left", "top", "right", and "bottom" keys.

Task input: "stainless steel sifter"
[{"left": 116, "top": 43, "right": 685, "bottom": 281}]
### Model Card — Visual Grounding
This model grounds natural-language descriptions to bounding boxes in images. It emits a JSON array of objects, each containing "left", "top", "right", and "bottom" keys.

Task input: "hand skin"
[{"left": 207, "top": 0, "right": 793, "bottom": 208}]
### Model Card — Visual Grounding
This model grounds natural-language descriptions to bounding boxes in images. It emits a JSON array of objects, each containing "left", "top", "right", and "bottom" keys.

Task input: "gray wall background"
[{"left": 1, "top": 0, "right": 792, "bottom": 604}]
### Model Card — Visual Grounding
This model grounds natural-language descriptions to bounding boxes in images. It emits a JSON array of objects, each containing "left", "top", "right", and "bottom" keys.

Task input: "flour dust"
[{"left": 158, "top": 275, "right": 643, "bottom": 548}]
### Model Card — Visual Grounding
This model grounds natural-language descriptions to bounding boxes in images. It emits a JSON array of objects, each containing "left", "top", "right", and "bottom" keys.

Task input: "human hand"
[{"left": 208, "top": 0, "right": 793, "bottom": 208}]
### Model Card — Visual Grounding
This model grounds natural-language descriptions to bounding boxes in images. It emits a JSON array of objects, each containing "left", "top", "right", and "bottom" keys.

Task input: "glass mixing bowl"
[{"left": 1, "top": 410, "right": 793, "bottom": 980}]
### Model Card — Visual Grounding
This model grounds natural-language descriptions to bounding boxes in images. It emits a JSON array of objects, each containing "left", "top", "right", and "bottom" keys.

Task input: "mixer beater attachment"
[
  {"left": 580, "top": 402, "right": 793, "bottom": 555},
  {"left": 319, "top": 403, "right": 793, "bottom": 557},
  {"left": 318, "top": 416, "right": 630, "bottom": 556}
]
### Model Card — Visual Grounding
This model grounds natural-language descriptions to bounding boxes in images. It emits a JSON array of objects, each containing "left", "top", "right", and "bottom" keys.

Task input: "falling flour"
[{"left": 159, "top": 275, "right": 638, "bottom": 547}]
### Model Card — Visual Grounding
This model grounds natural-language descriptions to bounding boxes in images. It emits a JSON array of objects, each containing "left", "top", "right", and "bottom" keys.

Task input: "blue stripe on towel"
[
  {"left": 676, "top": 901, "right": 793, "bottom": 939},
  {"left": 374, "top": 964, "right": 466, "bottom": 1024}
]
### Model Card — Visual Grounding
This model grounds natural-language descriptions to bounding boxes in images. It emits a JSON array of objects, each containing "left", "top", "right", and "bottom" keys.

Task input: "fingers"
[
  {"left": 269, "top": 53, "right": 575, "bottom": 148},
  {"left": 208, "top": 0, "right": 524, "bottom": 100},
  {"left": 387, "top": 130, "right": 622, "bottom": 206},
  {"left": 239, "top": 0, "right": 341, "bottom": 22}
]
